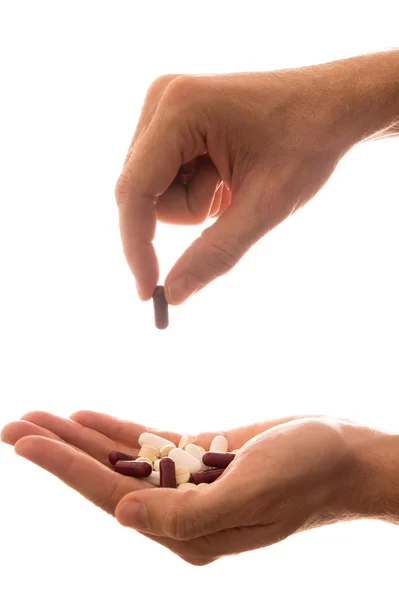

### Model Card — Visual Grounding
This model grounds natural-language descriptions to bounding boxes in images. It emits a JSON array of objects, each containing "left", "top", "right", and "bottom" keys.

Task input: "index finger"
[
  {"left": 115, "top": 123, "right": 181, "bottom": 300},
  {"left": 115, "top": 94, "right": 205, "bottom": 300}
]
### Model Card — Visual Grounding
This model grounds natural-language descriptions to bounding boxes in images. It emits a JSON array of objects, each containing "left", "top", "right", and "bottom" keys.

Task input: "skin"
[
  {"left": 2, "top": 52, "right": 399, "bottom": 565},
  {"left": 2, "top": 412, "right": 399, "bottom": 565},
  {"left": 115, "top": 50, "right": 399, "bottom": 305}
]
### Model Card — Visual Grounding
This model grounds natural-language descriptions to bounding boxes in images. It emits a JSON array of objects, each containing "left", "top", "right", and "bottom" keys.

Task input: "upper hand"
[{"left": 115, "top": 65, "right": 353, "bottom": 304}]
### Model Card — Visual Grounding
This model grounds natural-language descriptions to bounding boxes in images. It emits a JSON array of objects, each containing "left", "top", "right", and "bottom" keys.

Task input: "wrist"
[
  {"left": 334, "top": 424, "right": 399, "bottom": 524},
  {"left": 328, "top": 50, "right": 399, "bottom": 149}
]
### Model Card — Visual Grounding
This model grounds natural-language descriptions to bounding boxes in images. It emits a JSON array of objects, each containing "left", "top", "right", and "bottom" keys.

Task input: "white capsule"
[
  {"left": 153, "top": 459, "right": 161, "bottom": 471},
  {"left": 175, "top": 466, "right": 190, "bottom": 485},
  {"left": 160, "top": 444, "right": 175, "bottom": 458},
  {"left": 144, "top": 471, "right": 160, "bottom": 486},
  {"left": 135, "top": 457, "right": 153, "bottom": 465},
  {"left": 169, "top": 448, "right": 202, "bottom": 474},
  {"left": 138, "top": 432, "right": 176, "bottom": 451},
  {"left": 178, "top": 482, "right": 197, "bottom": 490},
  {"left": 178, "top": 434, "right": 194, "bottom": 449},
  {"left": 210, "top": 435, "right": 228, "bottom": 453},
  {"left": 185, "top": 444, "right": 203, "bottom": 462},
  {"left": 185, "top": 444, "right": 208, "bottom": 471}
]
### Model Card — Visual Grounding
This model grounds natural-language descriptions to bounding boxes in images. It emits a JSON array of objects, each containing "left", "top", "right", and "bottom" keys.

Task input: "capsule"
[
  {"left": 175, "top": 465, "right": 190, "bottom": 485},
  {"left": 160, "top": 458, "right": 177, "bottom": 488},
  {"left": 191, "top": 468, "right": 225, "bottom": 485},
  {"left": 202, "top": 452, "right": 235, "bottom": 469},
  {"left": 209, "top": 435, "right": 228, "bottom": 453},
  {"left": 144, "top": 471, "right": 161, "bottom": 486},
  {"left": 114, "top": 460, "right": 152, "bottom": 478},
  {"left": 109, "top": 450, "right": 136, "bottom": 466},
  {"left": 169, "top": 448, "right": 202, "bottom": 474},
  {"left": 178, "top": 434, "right": 194, "bottom": 449},
  {"left": 152, "top": 285, "right": 169, "bottom": 330},
  {"left": 138, "top": 432, "right": 176, "bottom": 451},
  {"left": 185, "top": 444, "right": 203, "bottom": 463}
]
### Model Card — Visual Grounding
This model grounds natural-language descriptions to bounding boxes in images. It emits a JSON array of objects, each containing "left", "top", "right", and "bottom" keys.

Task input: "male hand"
[
  {"left": 2, "top": 411, "right": 386, "bottom": 565},
  {"left": 115, "top": 61, "right": 362, "bottom": 304}
]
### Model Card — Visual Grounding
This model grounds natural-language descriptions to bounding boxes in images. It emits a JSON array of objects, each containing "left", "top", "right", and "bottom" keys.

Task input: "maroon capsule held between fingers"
[
  {"left": 160, "top": 457, "right": 177, "bottom": 488},
  {"left": 109, "top": 450, "right": 136, "bottom": 466},
  {"left": 152, "top": 285, "right": 169, "bottom": 330},
  {"left": 114, "top": 460, "right": 152, "bottom": 478},
  {"left": 191, "top": 468, "right": 225, "bottom": 485},
  {"left": 202, "top": 452, "right": 236, "bottom": 469}
]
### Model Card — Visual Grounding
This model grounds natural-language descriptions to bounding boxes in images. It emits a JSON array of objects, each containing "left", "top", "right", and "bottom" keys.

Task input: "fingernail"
[
  {"left": 167, "top": 277, "right": 199, "bottom": 305},
  {"left": 117, "top": 501, "right": 149, "bottom": 530}
]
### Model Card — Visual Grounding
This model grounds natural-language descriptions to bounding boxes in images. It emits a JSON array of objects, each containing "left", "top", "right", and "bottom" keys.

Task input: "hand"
[
  {"left": 1, "top": 411, "right": 384, "bottom": 564},
  {"left": 115, "top": 58, "right": 365, "bottom": 305},
  {"left": 1, "top": 410, "right": 315, "bottom": 562}
]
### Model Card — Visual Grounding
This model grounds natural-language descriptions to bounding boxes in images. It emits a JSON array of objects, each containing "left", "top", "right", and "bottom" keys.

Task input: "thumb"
[
  {"left": 164, "top": 180, "right": 265, "bottom": 305},
  {"left": 115, "top": 477, "right": 250, "bottom": 540}
]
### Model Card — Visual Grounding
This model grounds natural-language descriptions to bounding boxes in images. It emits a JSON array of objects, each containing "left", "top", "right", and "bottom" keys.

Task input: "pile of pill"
[{"left": 109, "top": 432, "right": 239, "bottom": 489}]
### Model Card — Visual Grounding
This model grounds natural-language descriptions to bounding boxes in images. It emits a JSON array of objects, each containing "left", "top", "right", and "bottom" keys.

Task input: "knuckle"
[
  {"left": 147, "top": 73, "right": 180, "bottom": 99},
  {"left": 114, "top": 171, "right": 131, "bottom": 205},
  {"left": 163, "top": 74, "right": 202, "bottom": 107}
]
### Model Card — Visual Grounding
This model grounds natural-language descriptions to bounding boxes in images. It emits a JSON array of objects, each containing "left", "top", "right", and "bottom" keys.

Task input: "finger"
[
  {"left": 14, "top": 436, "right": 148, "bottom": 514},
  {"left": 164, "top": 178, "right": 265, "bottom": 305},
  {"left": 70, "top": 410, "right": 181, "bottom": 448},
  {"left": 69, "top": 411, "right": 326, "bottom": 456},
  {"left": 123, "top": 75, "right": 180, "bottom": 168},
  {"left": 115, "top": 463, "right": 254, "bottom": 539},
  {"left": 156, "top": 157, "right": 220, "bottom": 225},
  {"left": 20, "top": 411, "right": 127, "bottom": 466},
  {"left": 115, "top": 98, "right": 207, "bottom": 300},
  {"left": 208, "top": 182, "right": 223, "bottom": 218},
  {"left": 213, "top": 183, "right": 232, "bottom": 218},
  {"left": 1, "top": 420, "right": 63, "bottom": 445}
]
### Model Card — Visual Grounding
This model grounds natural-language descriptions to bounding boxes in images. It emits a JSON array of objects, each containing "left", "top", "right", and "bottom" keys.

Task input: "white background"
[{"left": 0, "top": 1, "right": 398, "bottom": 598}]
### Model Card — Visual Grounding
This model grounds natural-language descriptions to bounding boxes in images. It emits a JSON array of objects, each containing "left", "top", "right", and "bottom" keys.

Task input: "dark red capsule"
[
  {"left": 202, "top": 452, "right": 235, "bottom": 469},
  {"left": 191, "top": 468, "right": 225, "bottom": 485},
  {"left": 114, "top": 460, "right": 152, "bottom": 478},
  {"left": 109, "top": 450, "right": 136, "bottom": 466},
  {"left": 152, "top": 286, "right": 169, "bottom": 330},
  {"left": 160, "top": 457, "right": 177, "bottom": 488}
]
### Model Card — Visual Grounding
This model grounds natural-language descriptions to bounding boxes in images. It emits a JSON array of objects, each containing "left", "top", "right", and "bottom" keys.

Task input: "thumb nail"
[
  {"left": 117, "top": 501, "right": 149, "bottom": 530},
  {"left": 167, "top": 277, "right": 199, "bottom": 305}
]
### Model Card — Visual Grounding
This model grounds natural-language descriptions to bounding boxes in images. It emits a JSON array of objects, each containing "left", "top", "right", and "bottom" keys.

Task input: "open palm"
[{"left": 1, "top": 410, "right": 333, "bottom": 564}]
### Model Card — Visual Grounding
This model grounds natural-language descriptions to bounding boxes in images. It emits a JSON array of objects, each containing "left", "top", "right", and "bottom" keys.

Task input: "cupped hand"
[
  {"left": 1, "top": 410, "right": 327, "bottom": 563},
  {"left": 116, "top": 63, "right": 355, "bottom": 304},
  {"left": 2, "top": 411, "right": 373, "bottom": 564}
]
